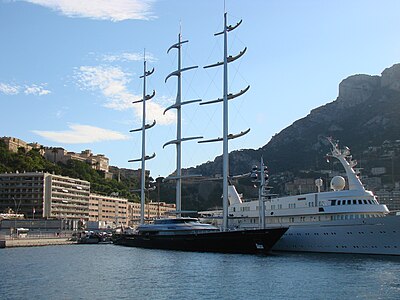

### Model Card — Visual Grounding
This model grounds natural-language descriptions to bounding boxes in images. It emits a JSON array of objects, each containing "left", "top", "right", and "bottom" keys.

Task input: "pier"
[{"left": 1, "top": 233, "right": 76, "bottom": 248}]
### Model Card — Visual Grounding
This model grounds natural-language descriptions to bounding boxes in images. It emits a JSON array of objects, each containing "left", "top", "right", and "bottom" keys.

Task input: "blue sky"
[{"left": 1, "top": 0, "right": 400, "bottom": 178}]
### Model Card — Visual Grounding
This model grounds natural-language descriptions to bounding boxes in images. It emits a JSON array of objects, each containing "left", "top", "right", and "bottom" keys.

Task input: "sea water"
[{"left": 1, "top": 244, "right": 400, "bottom": 299}]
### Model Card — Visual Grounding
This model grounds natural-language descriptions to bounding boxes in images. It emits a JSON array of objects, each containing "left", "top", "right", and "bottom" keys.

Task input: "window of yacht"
[
  {"left": 368, "top": 200, "right": 373, "bottom": 204},
  {"left": 331, "top": 200, "right": 336, "bottom": 206},
  {"left": 347, "top": 200, "right": 351, "bottom": 205},
  {"left": 337, "top": 200, "right": 341, "bottom": 205},
  {"left": 363, "top": 200, "right": 367, "bottom": 204},
  {"left": 358, "top": 200, "right": 362, "bottom": 204},
  {"left": 353, "top": 200, "right": 357, "bottom": 205}
]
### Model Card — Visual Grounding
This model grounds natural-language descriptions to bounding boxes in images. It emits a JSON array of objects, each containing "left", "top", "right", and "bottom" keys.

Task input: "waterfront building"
[
  {"left": 43, "top": 173, "right": 90, "bottom": 221},
  {"left": 89, "top": 193, "right": 128, "bottom": 229},
  {"left": 127, "top": 201, "right": 176, "bottom": 227},
  {"left": 0, "top": 172, "right": 90, "bottom": 224},
  {"left": 0, "top": 172, "right": 46, "bottom": 218}
]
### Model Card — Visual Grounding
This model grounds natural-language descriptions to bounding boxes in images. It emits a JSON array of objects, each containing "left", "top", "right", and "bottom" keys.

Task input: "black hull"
[{"left": 113, "top": 228, "right": 287, "bottom": 254}]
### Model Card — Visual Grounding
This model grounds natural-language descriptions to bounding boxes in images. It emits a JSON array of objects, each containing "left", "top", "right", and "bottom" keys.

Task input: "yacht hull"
[
  {"left": 113, "top": 228, "right": 287, "bottom": 254},
  {"left": 272, "top": 215, "right": 400, "bottom": 255}
]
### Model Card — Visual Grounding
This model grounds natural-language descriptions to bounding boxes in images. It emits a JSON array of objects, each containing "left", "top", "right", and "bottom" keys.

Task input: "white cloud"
[
  {"left": 102, "top": 52, "right": 157, "bottom": 63},
  {"left": 0, "top": 83, "right": 19, "bottom": 95},
  {"left": 76, "top": 65, "right": 134, "bottom": 109},
  {"left": 0, "top": 82, "right": 50, "bottom": 96},
  {"left": 22, "top": 0, "right": 156, "bottom": 21},
  {"left": 32, "top": 124, "right": 129, "bottom": 144},
  {"left": 75, "top": 65, "right": 175, "bottom": 125},
  {"left": 24, "top": 84, "right": 51, "bottom": 96}
]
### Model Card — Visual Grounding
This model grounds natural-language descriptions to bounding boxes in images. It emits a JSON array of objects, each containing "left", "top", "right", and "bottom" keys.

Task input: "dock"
[{"left": 1, "top": 235, "right": 76, "bottom": 248}]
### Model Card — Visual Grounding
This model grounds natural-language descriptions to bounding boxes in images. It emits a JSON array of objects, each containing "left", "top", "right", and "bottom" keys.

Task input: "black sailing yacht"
[{"left": 113, "top": 13, "right": 287, "bottom": 254}]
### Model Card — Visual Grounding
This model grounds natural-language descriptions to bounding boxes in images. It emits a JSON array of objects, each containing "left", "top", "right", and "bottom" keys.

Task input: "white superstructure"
[{"left": 215, "top": 138, "right": 400, "bottom": 255}]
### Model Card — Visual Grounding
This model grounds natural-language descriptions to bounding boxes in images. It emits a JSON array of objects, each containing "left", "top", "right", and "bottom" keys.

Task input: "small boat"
[
  {"left": 77, "top": 231, "right": 101, "bottom": 244},
  {"left": 114, "top": 12, "right": 287, "bottom": 254},
  {"left": 113, "top": 217, "right": 286, "bottom": 253}
]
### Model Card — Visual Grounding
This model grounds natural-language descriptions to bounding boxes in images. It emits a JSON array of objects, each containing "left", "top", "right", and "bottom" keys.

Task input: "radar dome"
[{"left": 330, "top": 176, "right": 346, "bottom": 191}]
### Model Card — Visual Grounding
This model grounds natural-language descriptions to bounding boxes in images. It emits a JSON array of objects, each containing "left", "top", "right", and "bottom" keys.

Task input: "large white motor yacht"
[{"left": 211, "top": 138, "right": 400, "bottom": 255}]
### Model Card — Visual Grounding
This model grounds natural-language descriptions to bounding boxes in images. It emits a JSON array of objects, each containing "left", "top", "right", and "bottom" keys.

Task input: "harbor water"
[{"left": 1, "top": 244, "right": 400, "bottom": 299}]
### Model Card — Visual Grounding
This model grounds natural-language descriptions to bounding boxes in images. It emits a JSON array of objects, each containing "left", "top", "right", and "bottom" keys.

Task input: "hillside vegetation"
[{"left": 0, "top": 140, "right": 138, "bottom": 201}]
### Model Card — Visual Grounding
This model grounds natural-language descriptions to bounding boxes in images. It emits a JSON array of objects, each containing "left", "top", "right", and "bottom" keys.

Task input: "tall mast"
[
  {"left": 326, "top": 137, "right": 365, "bottom": 191},
  {"left": 129, "top": 52, "right": 156, "bottom": 225},
  {"left": 164, "top": 32, "right": 202, "bottom": 215},
  {"left": 200, "top": 12, "right": 250, "bottom": 231}
]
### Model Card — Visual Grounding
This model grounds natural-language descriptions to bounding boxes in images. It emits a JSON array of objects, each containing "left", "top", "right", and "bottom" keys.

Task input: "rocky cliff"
[{"left": 187, "top": 63, "right": 400, "bottom": 176}]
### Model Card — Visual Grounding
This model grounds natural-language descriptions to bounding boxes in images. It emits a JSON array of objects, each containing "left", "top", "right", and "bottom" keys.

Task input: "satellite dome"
[{"left": 330, "top": 176, "right": 346, "bottom": 191}]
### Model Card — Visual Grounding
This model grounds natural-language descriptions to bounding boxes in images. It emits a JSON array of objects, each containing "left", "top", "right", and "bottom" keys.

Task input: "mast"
[
  {"left": 200, "top": 12, "right": 250, "bottom": 231},
  {"left": 258, "top": 157, "right": 267, "bottom": 229},
  {"left": 164, "top": 32, "right": 203, "bottom": 215},
  {"left": 129, "top": 52, "right": 156, "bottom": 225},
  {"left": 326, "top": 137, "right": 365, "bottom": 191},
  {"left": 250, "top": 157, "right": 268, "bottom": 229}
]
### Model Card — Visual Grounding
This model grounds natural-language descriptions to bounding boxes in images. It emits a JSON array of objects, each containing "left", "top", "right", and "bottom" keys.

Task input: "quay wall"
[{"left": 3, "top": 237, "right": 76, "bottom": 248}]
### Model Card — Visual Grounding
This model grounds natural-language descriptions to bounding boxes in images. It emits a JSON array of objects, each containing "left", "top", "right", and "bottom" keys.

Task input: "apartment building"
[
  {"left": 43, "top": 174, "right": 90, "bottom": 221},
  {"left": 0, "top": 172, "right": 90, "bottom": 222},
  {"left": 0, "top": 172, "right": 45, "bottom": 218},
  {"left": 127, "top": 201, "right": 176, "bottom": 226},
  {"left": 89, "top": 193, "right": 128, "bottom": 229}
]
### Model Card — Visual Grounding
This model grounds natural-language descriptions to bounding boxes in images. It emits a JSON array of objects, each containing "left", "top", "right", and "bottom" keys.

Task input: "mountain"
[
  {"left": 189, "top": 63, "right": 400, "bottom": 175},
  {"left": 178, "top": 63, "right": 400, "bottom": 210}
]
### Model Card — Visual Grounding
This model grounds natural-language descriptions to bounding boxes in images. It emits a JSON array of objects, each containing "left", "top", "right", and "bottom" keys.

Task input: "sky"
[{"left": 1, "top": 0, "right": 400, "bottom": 178}]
